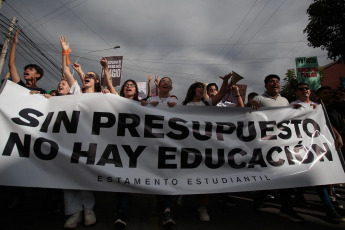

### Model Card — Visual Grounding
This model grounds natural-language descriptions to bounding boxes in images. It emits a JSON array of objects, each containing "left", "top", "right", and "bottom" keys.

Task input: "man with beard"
[
  {"left": 8, "top": 30, "right": 46, "bottom": 94},
  {"left": 250, "top": 74, "right": 304, "bottom": 223}
]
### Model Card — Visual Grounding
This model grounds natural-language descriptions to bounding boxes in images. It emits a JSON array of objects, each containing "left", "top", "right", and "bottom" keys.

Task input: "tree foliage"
[
  {"left": 280, "top": 69, "right": 298, "bottom": 102},
  {"left": 304, "top": 0, "right": 345, "bottom": 62}
]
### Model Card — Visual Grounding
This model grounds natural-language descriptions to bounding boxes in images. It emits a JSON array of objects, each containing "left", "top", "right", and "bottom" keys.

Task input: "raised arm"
[
  {"left": 231, "top": 85, "right": 244, "bottom": 107},
  {"left": 8, "top": 29, "right": 20, "bottom": 83},
  {"left": 73, "top": 63, "right": 85, "bottom": 84},
  {"left": 147, "top": 75, "right": 152, "bottom": 97},
  {"left": 154, "top": 75, "right": 159, "bottom": 95},
  {"left": 100, "top": 57, "right": 117, "bottom": 95},
  {"left": 59, "top": 35, "right": 76, "bottom": 87},
  {"left": 211, "top": 72, "right": 231, "bottom": 106}
]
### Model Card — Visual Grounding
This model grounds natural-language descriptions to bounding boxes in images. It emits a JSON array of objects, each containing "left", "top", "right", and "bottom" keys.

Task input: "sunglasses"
[
  {"left": 84, "top": 74, "right": 97, "bottom": 80},
  {"left": 298, "top": 87, "right": 310, "bottom": 91}
]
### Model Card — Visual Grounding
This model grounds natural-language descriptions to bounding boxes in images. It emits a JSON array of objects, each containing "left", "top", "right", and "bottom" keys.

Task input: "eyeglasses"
[
  {"left": 298, "top": 87, "right": 310, "bottom": 91},
  {"left": 124, "top": 83, "right": 135, "bottom": 88},
  {"left": 160, "top": 80, "right": 172, "bottom": 85}
]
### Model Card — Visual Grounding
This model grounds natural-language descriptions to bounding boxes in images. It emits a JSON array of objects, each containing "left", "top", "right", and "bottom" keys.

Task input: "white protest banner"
[{"left": 0, "top": 80, "right": 344, "bottom": 195}]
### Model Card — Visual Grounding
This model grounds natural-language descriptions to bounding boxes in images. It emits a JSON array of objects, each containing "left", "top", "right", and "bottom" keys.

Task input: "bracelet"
[
  {"left": 62, "top": 48, "right": 72, "bottom": 56},
  {"left": 62, "top": 48, "right": 72, "bottom": 65}
]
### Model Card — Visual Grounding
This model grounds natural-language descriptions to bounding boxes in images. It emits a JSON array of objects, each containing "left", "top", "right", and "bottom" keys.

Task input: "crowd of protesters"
[{"left": 1, "top": 31, "right": 345, "bottom": 229}]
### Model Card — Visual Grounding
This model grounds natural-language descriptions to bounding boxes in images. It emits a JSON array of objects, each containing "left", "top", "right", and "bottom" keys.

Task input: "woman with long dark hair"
[
  {"left": 182, "top": 73, "right": 231, "bottom": 106},
  {"left": 181, "top": 73, "right": 231, "bottom": 222},
  {"left": 101, "top": 57, "right": 139, "bottom": 102}
]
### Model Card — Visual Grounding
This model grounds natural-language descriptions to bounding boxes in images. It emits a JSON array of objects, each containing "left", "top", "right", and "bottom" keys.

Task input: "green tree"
[
  {"left": 280, "top": 69, "right": 298, "bottom": 102},
  {"left": 304, "top": 0, "right": 345, "bottom": 62}
]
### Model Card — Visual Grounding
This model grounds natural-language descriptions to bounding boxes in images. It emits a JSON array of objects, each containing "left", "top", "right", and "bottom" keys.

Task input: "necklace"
[{"left": 159, "top": 97, "right": 168, "bottom": 103}]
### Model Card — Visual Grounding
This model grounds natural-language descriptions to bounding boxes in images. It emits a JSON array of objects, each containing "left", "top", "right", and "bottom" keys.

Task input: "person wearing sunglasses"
[
  {"left": 290, "top": 83, "right": 317, "bottom": 109},
  {"left": 59, "top": 35, "right": 100, "bottom": 229}
]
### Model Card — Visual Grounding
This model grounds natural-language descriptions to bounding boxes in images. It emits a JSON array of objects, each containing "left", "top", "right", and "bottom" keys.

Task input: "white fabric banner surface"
[{"left": 0, "top": 80, "right": 344, "bottom": 195}]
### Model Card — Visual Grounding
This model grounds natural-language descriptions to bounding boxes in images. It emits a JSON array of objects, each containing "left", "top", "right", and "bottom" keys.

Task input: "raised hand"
[
  {"left": 59, "top": 35, "right": 70, "bottom": 51},
  {"left": 72, "top": 63, "right": 82, "bottom": 72},
  {"left": 100, "top": 57, "right": 108, "bottom": 69},
  {"left": 154, "top": 76, "right": 159, "bottom": 86},
  {"left": 13, "top": 29, "right": 20, "bottom": 44},
  {"left": 220, "top": 72, "right": 232, "bottom": 81}
]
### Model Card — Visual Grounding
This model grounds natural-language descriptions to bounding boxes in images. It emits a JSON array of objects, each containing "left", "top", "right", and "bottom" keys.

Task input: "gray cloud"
[{"left": 1, "top": 0, "right": 329, "bottom": 100}]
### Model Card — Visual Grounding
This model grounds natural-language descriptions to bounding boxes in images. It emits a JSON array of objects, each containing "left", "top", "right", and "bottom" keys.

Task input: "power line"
[{"left": 230, "top": 0, "right": 288, "bottom": 60}]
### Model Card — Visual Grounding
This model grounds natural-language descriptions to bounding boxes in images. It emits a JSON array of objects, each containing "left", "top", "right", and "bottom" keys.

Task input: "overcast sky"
[{"left": 1, "top": 0, "right": 331, "bottom": 100}]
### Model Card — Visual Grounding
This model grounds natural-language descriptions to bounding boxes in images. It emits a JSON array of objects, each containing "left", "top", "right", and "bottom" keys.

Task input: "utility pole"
[{"left": 0, "top": 16, "right": 17, "bottom": 76}]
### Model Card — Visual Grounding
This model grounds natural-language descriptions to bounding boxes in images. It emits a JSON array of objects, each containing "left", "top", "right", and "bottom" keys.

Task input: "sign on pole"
[
  {"left": 295, "top": 56, "right": 321, "bottom": 91},
  {"left": 101, "top": 56, "right": 123, "bottom": 87}
]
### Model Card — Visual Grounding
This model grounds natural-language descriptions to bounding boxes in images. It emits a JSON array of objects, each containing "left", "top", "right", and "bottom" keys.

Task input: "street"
[{"left": 1, "top": 185, "right": 345, "bottom": 230}]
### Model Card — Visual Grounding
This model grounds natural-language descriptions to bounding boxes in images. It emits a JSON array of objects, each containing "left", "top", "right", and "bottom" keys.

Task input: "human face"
[
  {"left": 23, "top": 67, "right": 40, "bottom": 81},
  {"left": 158, "top": 77, "right": 172, "bottom": 92},
  {"left": 123, "top": 81, "right": 136, "bottom": 98},
  {"left": 84, "top": 72, "right": 98, "bottom": 88},
  {"left": 57, "top": 80, "right": 70, "bottom": 95},
  {"left": 296, "top": 85, "right": 310, "bottom": 100},
  {"left": 194, "top": 85, "right": 204, "bottom": 101},
  {"left": 265, "top": 78, "right": 280, "bottom": 97},
  {"left": 207, "top": 86, "right": 218, "bottom": 98},
  {"left": 317, "top": 89, "right": 333, "bottom": 104}
]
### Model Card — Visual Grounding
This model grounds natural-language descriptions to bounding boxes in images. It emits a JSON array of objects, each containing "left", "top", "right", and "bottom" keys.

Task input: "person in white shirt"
[
  {"left": 141, "top": 76, "right": 178, "bottom": 227},
  {"left": 250, "top": 74, "right": 289, "bottom": 109},
  {"left": 290, "top": 83, "right": 317, "bottom": 109},
  {"left": 142, "top": 77, "right": 178, "bottom": 107}
]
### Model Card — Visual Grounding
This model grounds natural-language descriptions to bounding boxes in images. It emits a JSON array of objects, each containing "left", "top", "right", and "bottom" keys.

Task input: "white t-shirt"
[
  {"left": 290, "top": 99, "right": 317, "bottom": 107},
  {"left": 69, "top": 81, "right": 82, "bottom": 95},
  {"left": 146, "top": 96, "right": 179, "bottom": 106},
  {"left": 186, "top": 98, "right": 213, "bottom": 106},
  {"left": 254, "top": 93, "right": 289, "bottom": 107}
]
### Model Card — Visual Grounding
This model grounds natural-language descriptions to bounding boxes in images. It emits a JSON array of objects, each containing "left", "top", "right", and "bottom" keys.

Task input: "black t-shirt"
[
  {"left": 18, "top": 80, "right": 46, "bottom": 94},
  {"left": 326, "top": 103, "right": 345, "bottom": 138}
]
